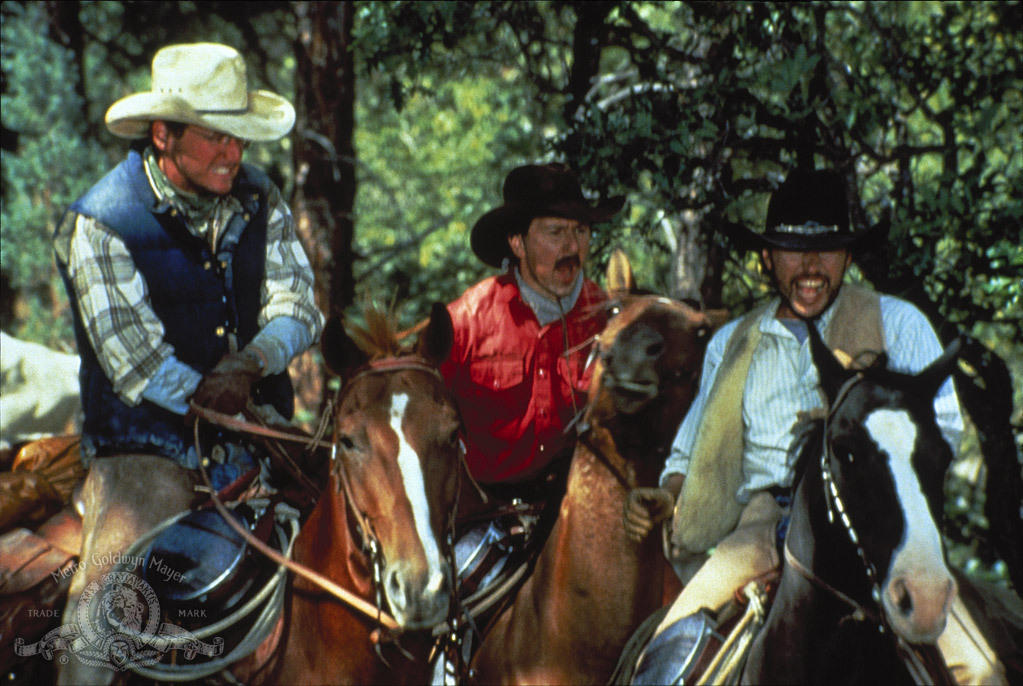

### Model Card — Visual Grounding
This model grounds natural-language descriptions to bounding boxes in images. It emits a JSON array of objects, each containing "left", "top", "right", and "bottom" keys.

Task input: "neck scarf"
[{"left": 514, "top": 266, "right": 584, "bottom": 326}]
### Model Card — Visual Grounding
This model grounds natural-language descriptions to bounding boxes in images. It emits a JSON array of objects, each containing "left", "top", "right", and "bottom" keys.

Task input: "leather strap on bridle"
[
  {"left": 191, "top": 419, "right": 401, "bottom": 631},
  {"left": 782, "top": 539, "right": 878, "bottom": 625}
]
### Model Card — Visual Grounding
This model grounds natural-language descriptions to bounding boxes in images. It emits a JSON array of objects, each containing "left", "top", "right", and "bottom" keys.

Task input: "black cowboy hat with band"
[
  {"left": 727, "top": 168, "right": 884, "bottom": 252},
  {"left": 471, "top": 163, "right": 625, "bottom": 267}
]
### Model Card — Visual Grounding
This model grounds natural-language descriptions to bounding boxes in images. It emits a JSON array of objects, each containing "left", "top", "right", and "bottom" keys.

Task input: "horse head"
[
  {"left": 321, "top": 302, "right": 460, "bottom": 630},
  {"left": 587, "top": 250, "right": 726, "bottom": 467},
  {"left": 807, "top": 317, "right": 960, "bottom": 643}
]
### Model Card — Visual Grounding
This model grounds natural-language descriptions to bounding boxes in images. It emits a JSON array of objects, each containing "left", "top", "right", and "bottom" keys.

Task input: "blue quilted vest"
[{"left": 57, "top": 148, "right": 294, "bottom": 465}]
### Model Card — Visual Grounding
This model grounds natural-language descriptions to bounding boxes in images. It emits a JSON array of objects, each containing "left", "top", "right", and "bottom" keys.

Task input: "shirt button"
[
  {"left": 215, "top": 326, "right": 226, "bottom": 337},
  {"left": 539, "top": 444, "right": 545, "bottom": 453}
]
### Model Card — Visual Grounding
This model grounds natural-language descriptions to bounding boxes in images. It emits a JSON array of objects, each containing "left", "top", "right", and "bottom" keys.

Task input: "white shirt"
[{"left": 661, "top": 291, "right": 964, "bottom": 503}]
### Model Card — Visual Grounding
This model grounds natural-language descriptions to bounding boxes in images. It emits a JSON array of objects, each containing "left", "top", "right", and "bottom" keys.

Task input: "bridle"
[
  {"left": 781, "top": 373, "right": 946, "bottom": 683},
  {"left": 192, "top": 354, "right": 464, "bottom": 639},
  {"left": 783, "top": 373, "right": 883, "bottom": 621},
  {"left": 329, "top": 355, "right": 459, "bottom": 637},
  {"left": 569, "top": 297, "right": 702, "bottom": 492}
]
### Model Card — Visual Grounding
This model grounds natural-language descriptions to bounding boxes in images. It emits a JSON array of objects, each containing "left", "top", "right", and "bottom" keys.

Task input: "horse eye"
[{"left": 338, "top": 435, "right": 356, "bottom": 451}]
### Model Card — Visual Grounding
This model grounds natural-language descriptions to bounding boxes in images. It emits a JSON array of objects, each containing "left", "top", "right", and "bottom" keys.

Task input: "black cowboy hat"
[
  {"left": 470, "top": 163, "right": 625, "bottom": 267},
  {"left": 726, "top": 168, "right": 884, "bottom": 252}
]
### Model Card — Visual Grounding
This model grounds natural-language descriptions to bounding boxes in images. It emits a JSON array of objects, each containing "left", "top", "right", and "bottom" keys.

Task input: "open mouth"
[
  {"left": 554, "top": 256, "right": 580, "bottom": 281},
  {"left": 793, "top": 276, "right": 828, "bottom": 302}
]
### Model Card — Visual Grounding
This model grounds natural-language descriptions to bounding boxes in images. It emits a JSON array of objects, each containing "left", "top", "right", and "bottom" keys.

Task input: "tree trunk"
[{"left": 290, "top": 0, "right": 356, "bottom": 422}]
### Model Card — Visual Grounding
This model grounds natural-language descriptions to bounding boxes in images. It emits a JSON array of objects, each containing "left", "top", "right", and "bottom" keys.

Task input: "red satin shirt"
[{"left": 441, "top": 272, "right": 608, "bottom": 484}]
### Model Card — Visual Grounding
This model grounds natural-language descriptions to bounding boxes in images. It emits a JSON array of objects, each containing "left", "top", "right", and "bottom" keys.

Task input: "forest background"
[{"left": 2, "top": 1, "right": 1021, "bottom": 588}]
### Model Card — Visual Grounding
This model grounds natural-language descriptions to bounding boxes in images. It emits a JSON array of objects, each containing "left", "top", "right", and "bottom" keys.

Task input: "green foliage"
[
  {"left": 3, "top": 0, "right": 1019, "bottom": 585},
  {"left": 1, "top": 1, "right": 109, "bottom": 346}
]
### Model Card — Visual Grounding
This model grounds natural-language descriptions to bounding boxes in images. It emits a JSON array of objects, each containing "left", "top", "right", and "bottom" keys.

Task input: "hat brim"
[
  {"left": 105, "top": 89, "right": 295, "bottom": 142},
  {"left": 724, "top": 222, "right": 884, "bottom": 252},
  {"left": 470, "top": 197, "right": 625, "bottom": 268}
]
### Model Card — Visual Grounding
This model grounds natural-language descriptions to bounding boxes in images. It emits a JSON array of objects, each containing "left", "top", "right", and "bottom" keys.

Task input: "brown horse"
[
  {"left": 468, "top": 253, "right": 725, "bottom": 685},
  {"left": 223, "top": 303, "right": 464, "bottom": 684}
]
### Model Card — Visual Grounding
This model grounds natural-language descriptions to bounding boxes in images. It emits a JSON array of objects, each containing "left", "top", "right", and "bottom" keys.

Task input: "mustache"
[{"left": 555, "top": 255, "right": 581, "bottom": 270}]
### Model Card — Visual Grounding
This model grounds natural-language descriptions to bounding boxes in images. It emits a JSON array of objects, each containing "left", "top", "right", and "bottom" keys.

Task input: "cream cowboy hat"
[{"left": 105, "top": 43, "right": 295, "bottom": 142}]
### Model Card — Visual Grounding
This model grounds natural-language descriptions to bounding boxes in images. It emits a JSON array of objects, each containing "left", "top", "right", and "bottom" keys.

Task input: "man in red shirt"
[{"left": 441, "top": 163, "right": 623, "bottom": 494}]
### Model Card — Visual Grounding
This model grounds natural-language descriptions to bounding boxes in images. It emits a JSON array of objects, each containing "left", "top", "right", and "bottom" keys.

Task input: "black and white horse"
[{"left": 742, "top": 321, "right": 961, "bottom": 684}]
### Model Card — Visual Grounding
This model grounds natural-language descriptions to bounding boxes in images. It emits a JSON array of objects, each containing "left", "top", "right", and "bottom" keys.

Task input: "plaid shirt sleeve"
[
  {"left": 58, "top": 212, "right": 177, "bottom": 405},
  {"left": 258, "top": 185, "right": 323, "bottom": 340}
]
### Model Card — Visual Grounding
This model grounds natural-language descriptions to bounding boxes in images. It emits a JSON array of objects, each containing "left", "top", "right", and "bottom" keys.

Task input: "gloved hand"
[
  {"left": 623, "top": 486, "right": 675, "bottom": 543},
  {"left": 190, "top": 349, "right": 263, "bottom": 417}
]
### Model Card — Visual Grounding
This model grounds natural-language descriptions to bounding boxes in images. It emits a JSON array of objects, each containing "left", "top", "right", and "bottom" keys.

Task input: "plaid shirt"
[{"left": 55, "top": 148, "right": 322, "bottom": 410}]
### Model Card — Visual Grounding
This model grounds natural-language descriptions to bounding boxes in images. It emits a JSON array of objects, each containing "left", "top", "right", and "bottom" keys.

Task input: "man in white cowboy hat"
[
  {"left": 623, "top": 168, "right": 1005, "bottom": 683},
  {"left": 440, "top": 163, "right": 623, "bottom": 497},
  {"left": 53, "top": 43, "right": 321, "bottom": 684}
]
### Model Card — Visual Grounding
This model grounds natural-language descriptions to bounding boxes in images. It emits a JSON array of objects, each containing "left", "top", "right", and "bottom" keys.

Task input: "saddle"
[
  {"left": 617, "top": 571, "right": 957, "bottom": 686},
  {"left": 620, "top": 572, "right": 779, "bottom": 686},
  {"left": 434, "top": 468, "right": 569, "bottom": 683},
  {"left": 0, "top": 437, "right": 85, "bottom": 678}
]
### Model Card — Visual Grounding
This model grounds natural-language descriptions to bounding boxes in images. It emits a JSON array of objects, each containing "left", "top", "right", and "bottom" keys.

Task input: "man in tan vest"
[{"left": 623, "top": 168, "right": 1005, "bottom": 684}]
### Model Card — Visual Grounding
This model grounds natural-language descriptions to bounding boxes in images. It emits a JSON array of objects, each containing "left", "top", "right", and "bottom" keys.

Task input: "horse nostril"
[
  {"left": 386, "top": 568, "right": 407, "bottom": 611},
  {"left": 892, "top": 578, "right": 913, "bottom": 615}
]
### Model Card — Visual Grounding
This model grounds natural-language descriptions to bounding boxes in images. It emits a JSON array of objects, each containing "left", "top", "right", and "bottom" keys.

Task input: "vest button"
[
  {"left": 215, "top": 326, "right": 226, "bottom": 337},
  {"left": 204, "top": 261, "right": 212, "bottom": 270},
  {"left": 243, "top": 213, "right": 251, "bottom": 221},
  {"left": 169, "top": 208, "right": 178, "bottom": 217},
  {"left": 220, "top": 260, "right": 227, "bottom": 269}
]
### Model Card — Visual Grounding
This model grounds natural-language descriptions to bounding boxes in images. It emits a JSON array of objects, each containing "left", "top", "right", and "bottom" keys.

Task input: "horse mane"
[{"left": 344, "top": 304, "right": 404, "bottom": 359}]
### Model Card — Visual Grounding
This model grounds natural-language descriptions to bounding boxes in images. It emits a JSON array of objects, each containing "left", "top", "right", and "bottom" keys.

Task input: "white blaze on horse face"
[
  {"left": 866, "top": 407, "right": 953, "bottom": 638},
  {"left": 390, "top": 392, "right": 445, "bottom": 591},
  {"left": 866, "top": 409, "right": 946, "bottom": 570}
]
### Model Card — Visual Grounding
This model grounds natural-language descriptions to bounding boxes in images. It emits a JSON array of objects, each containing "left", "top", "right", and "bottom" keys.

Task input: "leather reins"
[
  {"left": 191, "top": 355, "right": 461, "bottom": 635},
  {"left": 781, "top": 373, "right": 949, "bottom": 683}
]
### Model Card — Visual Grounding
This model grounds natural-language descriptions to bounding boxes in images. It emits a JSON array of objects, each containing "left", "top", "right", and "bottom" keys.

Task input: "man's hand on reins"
[
  {"left": 623, "top": 487, "right": 675, "bottom": 543},
  {"left": 190, "top": 349, "right": 264, "bottom": 418}
]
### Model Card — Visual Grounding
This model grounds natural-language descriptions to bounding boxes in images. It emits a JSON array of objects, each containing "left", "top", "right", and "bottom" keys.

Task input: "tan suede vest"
[{"left": 670, "top": 283, "right": 884, "bottom": 554}]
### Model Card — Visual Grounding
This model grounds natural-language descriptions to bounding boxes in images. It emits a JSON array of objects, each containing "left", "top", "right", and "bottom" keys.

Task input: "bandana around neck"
[
  {"left": 144, "top": 147, "right": 236, "bottom": 242},
  {"left": 514, "top": 266, "right": 584, "bottom": 326}
]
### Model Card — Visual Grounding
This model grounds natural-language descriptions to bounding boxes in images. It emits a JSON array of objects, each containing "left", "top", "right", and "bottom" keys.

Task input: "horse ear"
[
  {"left": 807, "top": 316, "right": 854, "bottom": 406},
  {"left": 606, "top": 249, "right": 635, "bottom": 296},
  {"left": 416, "top": 302, "right": 453, "bottom": 367},
  {"left": 321, "top": 315, "right": 368, "bottom": 378},
  {"left": 917, "top": 336, "right": 962, "bottom": 399}
]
